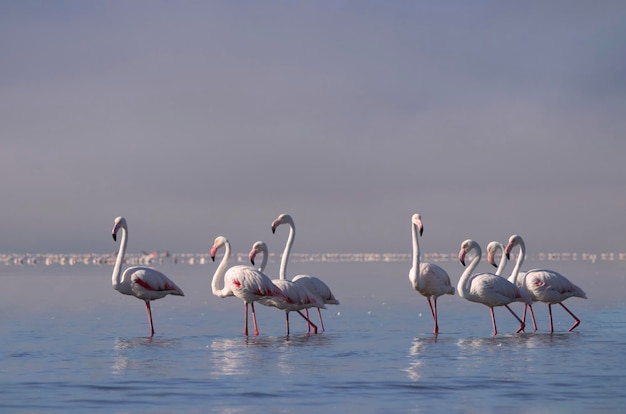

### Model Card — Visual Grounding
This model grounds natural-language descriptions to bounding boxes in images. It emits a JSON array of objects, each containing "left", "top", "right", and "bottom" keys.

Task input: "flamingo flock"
[{"left": 109, "top": 213, "right": 586, "bottom": 338}]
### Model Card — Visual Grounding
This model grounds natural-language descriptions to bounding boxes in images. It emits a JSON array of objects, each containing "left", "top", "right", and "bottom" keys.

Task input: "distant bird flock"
[{"left": 104, "top": 213, "right": 586, "bottom": 338}]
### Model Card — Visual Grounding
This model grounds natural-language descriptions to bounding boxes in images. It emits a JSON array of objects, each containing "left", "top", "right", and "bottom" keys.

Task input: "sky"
[{"left": 1, "top": 1, "right": 626, "bottom": 256}]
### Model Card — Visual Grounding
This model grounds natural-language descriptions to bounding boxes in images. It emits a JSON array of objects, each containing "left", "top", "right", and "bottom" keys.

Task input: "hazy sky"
[{"left": 1, "top": 1, "right": 625, "bottom": 255}]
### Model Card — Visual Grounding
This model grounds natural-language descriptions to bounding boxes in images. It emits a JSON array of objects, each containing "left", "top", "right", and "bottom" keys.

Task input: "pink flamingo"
[
  {"left": 271, "top": 213, "right": 339, "bottom": 332},
  {"left": 210, "top": 236, "right": 286, "bottom": 336},
  {"left": 457, "top": 239, "right": 531, "bottom": 336},
  {"left": 504, "top": 234, "right": 587, "bottom": 333},
  {"left": 111, "top": 216, "right": 184, "bottom": 337},
  {"left": 249, "top": 240, "right": 323, "bottom": 335},
  {"left": 408, "top": 213, "right": 454, "bottom": 334}
]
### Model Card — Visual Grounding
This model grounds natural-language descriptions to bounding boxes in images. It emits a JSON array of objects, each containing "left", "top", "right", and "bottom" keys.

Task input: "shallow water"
[{"left": 1, "top": 259, "right": 625, "bottom": 413}]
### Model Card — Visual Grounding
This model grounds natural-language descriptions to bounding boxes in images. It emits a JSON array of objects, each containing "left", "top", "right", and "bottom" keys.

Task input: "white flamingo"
[
  {"left": 457, "top": 239, "right": 531, "bottom": 336},
  {"left": 249, "top": 240, "right": 323, "bottom": 335},
  {"left": 111, "top": 216, "right": 184, "bottom": 337},
  {"left": 271, "top": 213, "right": 339, "bottom": 332},
  {"left": 210, "top": 236, "right": 286, "bottom": 336},
  {"left": 408, "top": 213, "right": 454, "bottom": 334},
  {"left": 504, "top": 234, "right": 587, "bottom": 333},
  {"left": 487, "top": 238, "right": 538, "bottom": 331}
]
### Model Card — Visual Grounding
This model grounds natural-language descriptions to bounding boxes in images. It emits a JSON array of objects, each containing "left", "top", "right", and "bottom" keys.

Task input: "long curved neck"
[
  {"left": 258, "top": 246, "right": 268, "bottom": 273},
  {"left": 409, "top": 221, "right": 421, "bottom": 289},
  {"left": 279, "top": 222, "right": 295, "bottom": 280},
  {"left": 212, "top": 242, "right": 231, "bottom": 298},
  {"left": 112, "top": 226, "right": 127, "bottom": 288},
  {"left": 495, "top": 244, "right": 507, "bottom": 276},
  {"left": 509, "top": 239, "right": 526, "bottom": 281},
  {"left": 458, "top": 245, "right": 481, "bottom": 298}
]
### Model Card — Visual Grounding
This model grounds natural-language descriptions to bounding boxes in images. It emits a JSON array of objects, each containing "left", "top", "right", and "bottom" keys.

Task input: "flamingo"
[
  {"left": 504, "top": 234, "right": 587, "bottom": 333},
  {"left": 111, "top": 216, "right": 184, "bottom": 337},
  {"left": 408, "top": 213, "right": 454, "bottom": 334},
  {"left": 457, "top": 239, "right": 531, "bottom": 336},
  {"left": 249, "top": 240, "right": 323, "bottom": 335},
  {"left": 271, "top": 213, "right": 339, "bottom": 332},
  {"left": 210, "top": 236, "right": 286, "bottom": 336},
  {"left": 487, "top": 238, "right": 538, "bottom": 331}
]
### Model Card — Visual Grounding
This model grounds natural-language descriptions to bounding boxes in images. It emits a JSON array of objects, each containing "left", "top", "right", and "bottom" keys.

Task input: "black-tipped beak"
[
  {"left": 460, "top": 258, "right": 466, "bottom": 266},
  {"left": 251, "top": 258, "right": 255, "bottom": 266},
  {"left": 211, "top": 255, "right": 216, "bottom": 262},
  {"left": 491, "top": 262, "right": 498, "bottom": 268},
  {"left": 112, "top": 234, "right": 117, "bottom": 242},
  {"left": 505, "top": 253, "right": 510, "bottom": 260},
  {"left": 271, "top": 227, "right": 276, "bottom": 234}
]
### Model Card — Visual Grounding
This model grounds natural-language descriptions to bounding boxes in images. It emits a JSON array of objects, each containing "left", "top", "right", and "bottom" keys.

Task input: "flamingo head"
[
  {"left": 504, "top": 234, "right": 523, "bottom": 260},
  {"left": 112, "top": 216, "right": 127, "bottom": 242},
  {"left": 486, "top": 241, "right": 503, "bottom": 268},
  {"left": 210, "top": 236, "right": 228, "bottom": 261},
  {"left": 271, "top": 213, "right": 293, "bottom": 234},
  {"left": 458, "top": 239, "right": 477, "bottom": 266},
  {"left": 248, "top": 241, "right": 266, "bottom": 266},
  {"left": 411, "top": 213, "right": 423, "bottom": 236}
]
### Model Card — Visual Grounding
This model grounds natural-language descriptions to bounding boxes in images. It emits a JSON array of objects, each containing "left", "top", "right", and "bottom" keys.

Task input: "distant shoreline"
[{"left": 1, "top": 251, "right": 622, "bottom": 266}]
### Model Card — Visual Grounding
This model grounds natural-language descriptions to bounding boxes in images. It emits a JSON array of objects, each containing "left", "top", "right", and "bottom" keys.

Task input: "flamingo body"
[{"left": 111, "top": 216, "right": 184, "bottom": 337}]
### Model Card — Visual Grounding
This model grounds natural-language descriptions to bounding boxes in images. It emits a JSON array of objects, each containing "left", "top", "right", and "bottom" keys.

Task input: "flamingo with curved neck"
[
  {"left": 111, "top": 216, "right": 184, "bottom": 337},
  {"left": 249, "top": 240, "right": 323, "bottom": 335},
  {"left": 457, "top": 239, "right": 530, "bottom": 336},
  {"left": 210, "top": 236, "right": 285, "bottom": 336},
  {"left": 408, "top": 213, "right": 454, "bottom": 334},
  {"left": 504, "top": 234, "right": 587, "bottom": 333},
  {"left": 271, "top": 213, "right": 339, "bottom": 332}
]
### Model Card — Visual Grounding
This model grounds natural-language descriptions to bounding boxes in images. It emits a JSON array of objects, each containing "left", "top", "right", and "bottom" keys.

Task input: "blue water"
[{"left": 1, "top": 259, "right": 625, "bottom": 413}]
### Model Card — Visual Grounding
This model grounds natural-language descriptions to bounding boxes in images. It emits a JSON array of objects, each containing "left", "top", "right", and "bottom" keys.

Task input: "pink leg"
[
  {"left": 144, "top": 301, "right": 155, "bottom": 337},
  {"left": 317, "top": 308, "right": 325, "bottom": 332},
  {"left": 528, "top": 304, "right": 538, "bottom": 331},
  {"left": 490, "top": 307, "right": 498, "bottom": 336},
  {"left": 427, "top": 297, "right": 439, "bottom": 334},
  {"left": 243, "top": 302, "right": 249, "bottom": 336},
  {"left": 250, "top": 302, "right": 259, "bottom": 336},
  {"left": 297, "top": 310, "right": 318, "bottom": 334},
  {"left": 559, "top": 302, "right": 581, "bottom": 332},
  {"left": 305, "top": 308, "right": 311, "bottom": 333},
  {"left": 548, "top": 304, "right": 554, "bottom": 333},
  {"left": 505, "top": 304, "right": 525, "bottom": 333}
]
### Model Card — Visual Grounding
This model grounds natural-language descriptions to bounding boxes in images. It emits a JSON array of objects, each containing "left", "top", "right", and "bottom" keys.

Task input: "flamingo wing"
[
  {"left": 419, "top": 262, "right": 455, "bottom": 296},
  {"left": 525, "top": 269, "right": 587, "bottom": 303},
  {"left": 292, "top": 274, "right": 339, "bottom": 305}
]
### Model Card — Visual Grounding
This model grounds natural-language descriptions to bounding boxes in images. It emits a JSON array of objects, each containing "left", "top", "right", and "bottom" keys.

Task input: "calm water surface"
[{"left": 1, "top": 259, "right": 625, "bottom": 413}]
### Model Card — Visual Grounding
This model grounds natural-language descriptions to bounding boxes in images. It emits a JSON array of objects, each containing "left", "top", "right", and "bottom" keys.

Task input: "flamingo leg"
[
  {"left": 317, "top": 307, "right": 325, "bottom": 332},
  {"left": 548, "top": 304, "right": 554, "bottom": 333},
  {"left": 144, "top": 301, "right": 155, "bottom": 337},
  {"left": 559, "top": 302, "right": 581, "bottom": 332},
  {"left": 489, "top": 307, "right": 498, "bottom": 336},
  {"left": 305, "top": 308, "right": 311, "bottom": 333},
  {"left": 505, "top": 304, "right": 525, "bottom": 333},
  {"left": 250, "top": 302, "right": 260, "bottom": 336},
  {"left": 297, "top": 310, "right": 318, "bottom": 334},
  {"left": 243, "top": 302, "right": 249, "bottom": 336},
  {"left": 285, "top": 311, "right": 290, "bottom": 335},
  {"left": 426, "top": 297, "right": 439, "bottom": 334},
  {"left": 528, "top": 304, "right": 538, "bottom": 332}
]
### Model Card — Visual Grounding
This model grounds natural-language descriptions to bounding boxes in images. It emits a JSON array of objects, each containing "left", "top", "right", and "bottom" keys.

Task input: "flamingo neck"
[
  {"left": 211, "top": 242, "right": 231, "bottom": 298},
  {"left": 509, "top": 239, "right": 526, "bottom": 283},
  {"left": 458, "top": 244, "right": 481, "bottom": 299},
  {"left": 409, "top": 221, "right": 421, "bottom": 290},
  {"left": 279, "top": 222, "right": 295, "bottom": 280},
  {"left": 112, "top": 226, "right": 127, "bottom": 290},
  {"left": 495, "top": 243, "right": 507, "bottom": 276},
  {"left": 258, "top": 245, "right": 268, "bottom": 273}
]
